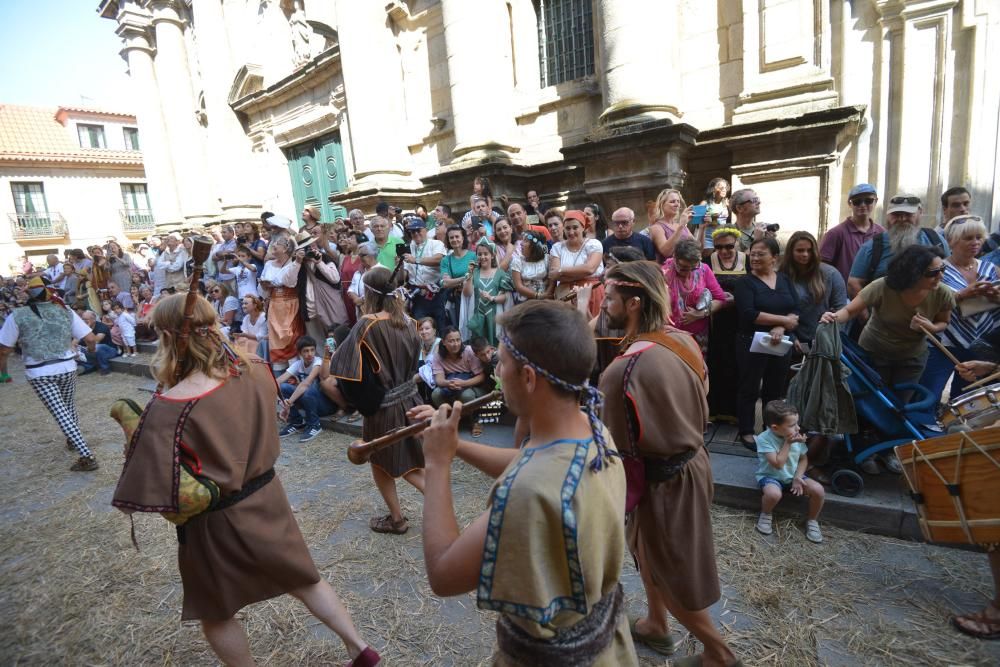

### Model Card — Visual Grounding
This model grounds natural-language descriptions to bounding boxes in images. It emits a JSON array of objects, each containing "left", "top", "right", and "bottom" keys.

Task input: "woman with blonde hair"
[
  {"left": 112, "top": 293, "right": 380, "bottom": 667},
  {"left": 644, "top": 188, "right": 695, "bottom": 262}
]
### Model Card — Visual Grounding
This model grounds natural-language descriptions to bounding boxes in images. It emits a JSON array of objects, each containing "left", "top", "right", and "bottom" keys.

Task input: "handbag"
[
  {"left": 161, "top": 444, "right": 221, "bottom": 526},
  {"left": 466, "top": 310, "right": 487, "bottom": 337}
]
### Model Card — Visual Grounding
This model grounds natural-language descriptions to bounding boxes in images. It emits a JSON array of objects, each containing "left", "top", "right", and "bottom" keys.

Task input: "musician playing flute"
[
  {"left": 412, "top": 300, "right": 638, "bottom": 665},
  {"left": 323, "top": 265, "right": 424, "bottom": 535},
  {"left": 112, "top": 294, "right": 380, "bottom": 666},
  {"left": 598, "top": 261, "right": 741, "bottom": 667}
]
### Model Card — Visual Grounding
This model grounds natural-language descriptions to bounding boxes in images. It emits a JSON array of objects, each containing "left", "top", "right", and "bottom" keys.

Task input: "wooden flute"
[{"left": 347, "top": 390, "right": 503, "bottom": 464}]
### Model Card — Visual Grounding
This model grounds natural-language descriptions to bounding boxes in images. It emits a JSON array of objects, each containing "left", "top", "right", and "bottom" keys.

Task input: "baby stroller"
[{"left": 828, "top": 334, "right": 940, "bottom": 496}]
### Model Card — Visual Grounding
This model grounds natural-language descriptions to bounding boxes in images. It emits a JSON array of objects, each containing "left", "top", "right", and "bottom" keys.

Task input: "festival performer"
[
  {"left": 324, "top": 266, "right": 424, "bottom": 535},
  {"left": 598, "top": 260, "right": 742, "bottom": 667},
  {"left": 0, "top": 276, "right": 100, "bottom": 471},
  {"left": 412, "top": 300, "right": 637, "bottom": 665},
  {"left": 111, "top": 294, "right": 380, "bottom": 666}
]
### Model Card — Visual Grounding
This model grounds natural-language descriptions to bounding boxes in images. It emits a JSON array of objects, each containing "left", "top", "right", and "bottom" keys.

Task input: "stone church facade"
[{"left": 98, "top": 0, "right": 1000, "bottom": 237}]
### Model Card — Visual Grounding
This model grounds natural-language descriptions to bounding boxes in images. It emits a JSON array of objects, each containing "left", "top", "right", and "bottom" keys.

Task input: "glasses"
[
  {"left": 851, "top": 198, "right": 876, "bottom": 206},
  {"left": 611, "top": 219, "right": 632, "bottom": 226},
  {"left": 715, "top": 243, "right": 736, "bottom": 250},
  {"left": 736, "top": 198, "right": 760, "bottom": 206},
  {"left": 211, "top": 289, "right": 221, "bottom": 294},
  {"left": 923, "top": 266, "right": 946, "bottom": 278},
  {"left": 675, "top": 262, "right": 700, "bottom": 272},
  {"left": 889, "top": 196, "right": 921, "bottom": 205},
  {"left": 949, "top": 215, "right": 984, "bottom": 225},
  {"left": 748, "top": 252, "right": 771, "bottom": 259}
]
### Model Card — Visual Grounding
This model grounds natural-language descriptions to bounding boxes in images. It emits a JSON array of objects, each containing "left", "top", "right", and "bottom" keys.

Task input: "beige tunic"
[
  {"left": 479, "top": 431, "right": 637, "bottom": 666},
  {"left": 599, "top": 332, "right": 722, "bottom": 611},
  {"left": 112, "top": 360, "right": 320, "bottom": 621}
]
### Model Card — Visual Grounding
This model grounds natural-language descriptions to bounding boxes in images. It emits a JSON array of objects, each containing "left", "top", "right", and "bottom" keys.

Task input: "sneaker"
[
  {"left": 279, "top": 423, "right": 303, "bottom": 437},
  {"left": 859, "top": 458, "right": 881, "bottom": 475},
  {"left": 298, "top": 425, "right": 322, "bottom": 443},
  {"left": 756, "top": 512, "right": 773, "bottom": 535},
  {"left": 99, "top": 368, "right": 112, "bottom": 376},
  {"left": 805, "top": 519, "right": 823, "bottom": 543},
  {"left": 880, "top": 452, "right": 903, "bottom": 474},
  {"left": 70, "top": 455, "right": 99, "bottom": 472}
]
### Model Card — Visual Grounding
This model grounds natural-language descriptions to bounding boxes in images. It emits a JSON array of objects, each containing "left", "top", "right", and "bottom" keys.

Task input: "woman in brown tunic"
[
  {"left": 112, "top": 294, "right": 379, "bottom": 667},
  {"left": 598, "top": 261, "right": 741, "bottom": 667},
  {"left": 323, "top": 265, "right": 424, "bottom": 535}
]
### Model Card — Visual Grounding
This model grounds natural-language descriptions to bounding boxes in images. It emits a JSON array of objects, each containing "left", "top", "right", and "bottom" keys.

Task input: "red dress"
[{"left": 339, "top": 254, "right": 362, "bottom": 326}]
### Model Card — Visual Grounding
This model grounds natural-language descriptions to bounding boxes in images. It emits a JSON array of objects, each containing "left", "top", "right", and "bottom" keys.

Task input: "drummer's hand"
[
  {"left": 790, "top": 477, "right": 805, "bottom": 496},
  {"left": 910, "top": 313, "right": 934, "bottom": 332},
  {"left": 406, "top": 404, "right": 437, "bottom": 423},
  {"left": 422, "top": 402, "right": 462, "bottom": 467},
  {"left": 956, "top": 360, "right": 996, "bottom": 382}
]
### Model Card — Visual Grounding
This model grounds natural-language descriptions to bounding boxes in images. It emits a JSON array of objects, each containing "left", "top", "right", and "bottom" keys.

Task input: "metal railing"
[
  {"left": 8, "top": 212, "right": 67, "bottom": 239},
  {"left": 120, "top": 209, "right": 156, "bottom": 232}
]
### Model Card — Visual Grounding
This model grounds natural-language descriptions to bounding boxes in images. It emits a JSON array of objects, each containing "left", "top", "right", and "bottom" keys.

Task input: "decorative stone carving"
[{"left": 289, "top": 0, "right": 312, "bottom": 66}]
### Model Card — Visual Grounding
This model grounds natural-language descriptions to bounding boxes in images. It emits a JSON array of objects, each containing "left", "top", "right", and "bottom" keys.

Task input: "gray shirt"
[{"left": 789, "top": 262, "right": 848, "bottom": 344}]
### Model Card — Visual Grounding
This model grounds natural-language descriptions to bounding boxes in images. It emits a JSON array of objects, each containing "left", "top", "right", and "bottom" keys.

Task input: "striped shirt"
[{"left": 941, "top": 259, "right": 1000, "bottom": 349}]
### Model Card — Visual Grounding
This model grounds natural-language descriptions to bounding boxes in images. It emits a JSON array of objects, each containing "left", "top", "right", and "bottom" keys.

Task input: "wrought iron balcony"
[
  {"left": 120, "top": 209, "right": 156, "bottom": 232},
  {"left": 8, "top": 212, "right": 67, "bottom": 240}
]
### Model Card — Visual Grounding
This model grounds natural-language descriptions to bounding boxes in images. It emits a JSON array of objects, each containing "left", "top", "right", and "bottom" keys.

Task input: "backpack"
[{"left": 865, "top": 228, "right": 946, "bottom": 281}]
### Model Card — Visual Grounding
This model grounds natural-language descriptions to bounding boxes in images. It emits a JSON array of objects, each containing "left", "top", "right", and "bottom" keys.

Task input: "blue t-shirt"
[
  {"left": 848, "top": 229, "right": 950, "bottom": 281},
  {"left": 754, "top": 428, "right": 807, "bottom": 483}
]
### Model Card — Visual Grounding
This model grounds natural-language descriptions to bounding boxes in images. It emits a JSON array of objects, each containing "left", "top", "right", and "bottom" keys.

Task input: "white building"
[
  {"left": 0, "top": 104, "right": 151, "bottom": 273},
  {"left": 97, "top": 0, "right": 1000, "bottom": 237}
]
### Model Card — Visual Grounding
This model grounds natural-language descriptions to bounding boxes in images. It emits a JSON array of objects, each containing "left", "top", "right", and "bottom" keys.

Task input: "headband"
[
  {"left": 604, "top": 279, "right": 643, "bottom": 289},
  {"left": 499, "top": 332, "right": 618, "bottom": 472},
  {"left": 711, "top": 226, "right": 742, "bottom": 241}
]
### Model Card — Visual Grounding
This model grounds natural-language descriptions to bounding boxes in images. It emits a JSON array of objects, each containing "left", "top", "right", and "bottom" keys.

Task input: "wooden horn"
[
  {"left": 173, "top": 236, "right": 214, "bottom": 386},
  {"left": 347, "top": 390, "right": 502, "bottom": 465}
]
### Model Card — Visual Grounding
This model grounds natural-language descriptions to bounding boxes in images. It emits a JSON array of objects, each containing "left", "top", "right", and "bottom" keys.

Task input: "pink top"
[
  {"left": 660, "top": 261, "right": 727, "bottom": 338},
  {"left": 819, "top": 216, "right": 885, "bottom": 282}
]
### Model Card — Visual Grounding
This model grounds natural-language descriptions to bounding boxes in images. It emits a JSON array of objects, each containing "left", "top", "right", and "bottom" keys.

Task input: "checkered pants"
[{"left": 28, "top": 371, "right": 92, "bottom": 458}]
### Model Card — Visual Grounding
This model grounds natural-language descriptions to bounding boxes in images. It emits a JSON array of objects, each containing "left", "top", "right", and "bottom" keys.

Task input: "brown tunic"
[
  {"left": 599, "top": 331, "right": 721, "bottom": 611},
  {"left": 330, "top": 314, "right": 424, "bottom": 477},
  {"left": 112, "top": 360, "right": 320, "bottom": 621}
]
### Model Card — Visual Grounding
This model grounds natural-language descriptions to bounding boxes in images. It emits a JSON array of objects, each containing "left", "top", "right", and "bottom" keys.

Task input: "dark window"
[
  {"left": 77, "top": 123, "right": 106, "bottom": 148},
  {"left": 123, "top": 127, "right": 140, "bottom": 151},
  {"left": 535, "top": 0, "right": 594, "bottom": 87}
]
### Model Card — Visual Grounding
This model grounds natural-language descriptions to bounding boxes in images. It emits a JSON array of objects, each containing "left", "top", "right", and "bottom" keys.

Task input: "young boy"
[
  {"left": 112, "top": 302, "right": 137, "bottom": 357},
  {"left": 755, "top": 400, "right": 826, "bottom": 543},
  {"left": 469, "top": 336, "right": 497, "bottom": 382},
  {"left": 275, "top": 336, "right": 337, "bottom": 443}
]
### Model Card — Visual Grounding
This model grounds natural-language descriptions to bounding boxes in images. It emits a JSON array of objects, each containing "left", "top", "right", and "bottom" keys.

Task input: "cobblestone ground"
[{"left": 1, "top": 357, "right": 998, "bottom": 666}]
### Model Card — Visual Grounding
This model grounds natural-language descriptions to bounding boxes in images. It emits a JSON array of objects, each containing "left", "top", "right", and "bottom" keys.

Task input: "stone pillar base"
[{"left": 599, "top": 101, "right": 682, "bottom": 128}]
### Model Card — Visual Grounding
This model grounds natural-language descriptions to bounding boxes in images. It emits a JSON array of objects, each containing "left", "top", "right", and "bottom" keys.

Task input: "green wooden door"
[{"left": 285, "top": 132, "right": 347, "bottom": 223}]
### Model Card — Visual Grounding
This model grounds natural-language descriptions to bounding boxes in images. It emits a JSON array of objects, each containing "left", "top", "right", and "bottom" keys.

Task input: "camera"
[
  {"left": 306, "top": 248, "right": 323, "bottom": 260},
  {"left": 395, "top": 243, "right": 410, "bottom": 258},
  {"left": 765, "top": 223, "right": 780, "bottom": 233},
  {"left": 236, "top": 235, "right": 248, "bottom": 244}
]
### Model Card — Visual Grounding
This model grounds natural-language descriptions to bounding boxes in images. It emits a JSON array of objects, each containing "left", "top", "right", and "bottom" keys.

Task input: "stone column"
[
  {"left": 439, "top": 0, "right": 519, "bottom": 162},
  {"left": 595, "top": 0, "right": 681, "bottom": 126},
  {"left": 190, "top": 0, "right": 259, "bottom": 221},
  {"left": 334, "top": 0, "right": 417, "bottom": 189},
  {"left": 149, "top": 0, "right": 219, "bottom": 224},
  {"left": 114, "top": 6, "right": 183, "bottom": 228}
]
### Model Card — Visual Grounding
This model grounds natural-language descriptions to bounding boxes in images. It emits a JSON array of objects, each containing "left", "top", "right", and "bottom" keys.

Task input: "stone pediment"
[{"left": 228, "top": 64, "right": 265, "bottom": 106}]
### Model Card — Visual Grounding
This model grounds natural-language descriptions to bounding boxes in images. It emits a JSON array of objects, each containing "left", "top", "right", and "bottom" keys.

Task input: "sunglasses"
[
  {"left": 611, "top": 219, "right": 633, "bottom": 226},
  {"left": 889, "top": 196, "right": 921, "bottom": 205},
  {"left": 736, "top": 198, "right": 760, "bottom": 206},
  {"left": 851, "top": 198, "right": 876, "bottom": 206},
  {"left": 923, "top": 266, "right": 946, "bottom": 278},
  {"left": 211, "top": 289, "right": 221, "bottom": 293},
  {"left": 715, "top": 243, "right": 736, "bottom": 250},
  {"left": 949, "top": 215, "right": 984, "bottom": 225}
]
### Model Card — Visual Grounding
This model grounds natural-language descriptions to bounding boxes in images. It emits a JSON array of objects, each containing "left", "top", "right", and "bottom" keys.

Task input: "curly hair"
[{"left": 885, "top": 244, "right": 945, "bottom": 291}]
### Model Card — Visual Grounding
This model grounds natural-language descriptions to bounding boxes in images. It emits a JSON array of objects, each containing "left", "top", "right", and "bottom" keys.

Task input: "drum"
[
  {"left": 939, "top": 383, "right": 1000, "bottom": 433},
  {"left": 895, "top": 426, "right": 1000, "bottom": 545}
]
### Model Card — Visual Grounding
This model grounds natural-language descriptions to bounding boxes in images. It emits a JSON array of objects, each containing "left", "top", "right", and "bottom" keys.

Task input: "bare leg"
[
  {"left": 402, "top": 468, "right": 426, "bottom": 494},
  {"left": 371, "top": 464, "right": 404, "bottom": 522},
  {"left": 319, "top": 377, "right": 350, "bottom": 411},
  {"left": 803, "top": 479, "right": 825, "bottom": 520},
  {"left": 632, "top": 537, "right": 671, "bottom": 636},
  {"left": 201, "top": 618, "right": 255, "bottom": 667},
  {"left": 760, "top": 485, "right": 781, "bottom": 514},
  {"left": 660, "top": 589, "right": 737, "bottom": 667},
  {"left": 289, "top": 580, "right": 368, "bottom": 659}
]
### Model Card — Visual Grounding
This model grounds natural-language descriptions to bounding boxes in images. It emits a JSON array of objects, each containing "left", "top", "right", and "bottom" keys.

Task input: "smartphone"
[
  {"left": 325, "top": 337, "right": 336, "bottom": 353},
  {"left": 395, "top": 243, "right": 409, "bottom": 258},
  {"left": 689, "top": 204, "right": 708, "bottom": 224}
]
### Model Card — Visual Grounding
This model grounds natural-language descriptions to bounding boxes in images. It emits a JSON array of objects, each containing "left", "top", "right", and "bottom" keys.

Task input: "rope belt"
[
  {"left": 496, "top": 583, "right": 624, "bottom": 666},
  {"left": 380, "top": 380, "right": 418, "bottom": 408}
]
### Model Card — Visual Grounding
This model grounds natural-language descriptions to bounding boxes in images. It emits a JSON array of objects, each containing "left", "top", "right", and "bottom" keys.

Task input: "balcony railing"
[
  {"left": 8, "top": 212, "right": 67, "bottom": 240},
  {"left": 120, "top": 209, "right": 156, "bottom": 232}
]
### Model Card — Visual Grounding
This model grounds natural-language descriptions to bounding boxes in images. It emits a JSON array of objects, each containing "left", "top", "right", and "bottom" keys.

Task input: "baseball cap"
[
  {"left": 405, "top": 217, "right": 426, "bottom": 231},
  {"left": 848, "top": 183, "right": 877, "bottom": 200},
  {"left": 886, "top": 193, "right": 922, "bottom": 214}
]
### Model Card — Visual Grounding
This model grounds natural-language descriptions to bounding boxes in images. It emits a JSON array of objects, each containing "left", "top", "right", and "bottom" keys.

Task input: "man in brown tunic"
[{"left": 598, "top": 261, "right": 741, "bottom": 667}]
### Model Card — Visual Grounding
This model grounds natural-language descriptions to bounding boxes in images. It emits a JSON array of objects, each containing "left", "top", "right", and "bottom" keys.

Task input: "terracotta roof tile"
[{"left": 0, "top": 104, "right": 142, "bottom": 166}]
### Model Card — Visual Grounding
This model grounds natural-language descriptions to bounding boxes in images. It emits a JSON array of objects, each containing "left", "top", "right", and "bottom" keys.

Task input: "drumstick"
[
  {"left": 964, "top": 368, "right": 1000, "bottom": 391},
  {"left": 919, "top": 325, "right": 961, "bottom": 366}
]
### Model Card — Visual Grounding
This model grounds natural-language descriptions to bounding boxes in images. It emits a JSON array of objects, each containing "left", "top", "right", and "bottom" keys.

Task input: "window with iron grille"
[
  {"left": 123, "top": 127, "right": 140, "bottom": 151},
  {"left": 77, "top": 123, "right": 106, "bottom": 149},
  {"left": 535, "top": 0, "right": 594, "bottom": 87}
]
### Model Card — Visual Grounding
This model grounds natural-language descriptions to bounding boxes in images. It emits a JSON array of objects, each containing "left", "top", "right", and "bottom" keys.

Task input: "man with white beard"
[{"left": 847, "top": 194, "right": 949, "bottom": 297}]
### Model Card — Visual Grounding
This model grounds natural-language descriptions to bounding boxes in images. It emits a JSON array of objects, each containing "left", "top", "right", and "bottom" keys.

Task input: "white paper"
[{"left": 749, "top": 331, "right": 793, "bottom": 356}]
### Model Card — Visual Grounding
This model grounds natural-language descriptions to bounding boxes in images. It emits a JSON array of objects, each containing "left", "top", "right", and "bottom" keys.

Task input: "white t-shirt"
[
  {"left": 405, "top": 239, "right": 446, "bottom": 287},
  {"left": 286, "top": 356, "right": 322, "bottom": 382},
  {"left": 242, "top": 312, "right": 268, "bottom": 340},
  {"left": 260, "top": 259, "right": 299, "bottom": 289},
  {"left": 349, "top": 269, "right": 366, "bottom": 301},
  {"left": 231, "top": 264, "right": 260, "bottom": 299},
  {"left": 0, "top": 308, "right": 92, "bottom": 379},
  {"left": 550, "top": 239, "right": 605, "bottom": 278}
]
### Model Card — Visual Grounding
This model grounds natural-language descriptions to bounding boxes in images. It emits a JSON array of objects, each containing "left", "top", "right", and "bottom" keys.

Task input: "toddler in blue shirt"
[{"left": 755, "top": 400, "right": 826, "bottom": 543}]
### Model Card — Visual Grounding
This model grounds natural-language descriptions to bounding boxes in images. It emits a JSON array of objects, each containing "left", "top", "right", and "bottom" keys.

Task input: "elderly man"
[
  {"left": 79, "top": 309, "right": 120, "bottom": 376},
  {"left": 730, "top": 188, "right": 769, "bottom": 251},
  {"left": 108, "top": 281, "right": 134, "bottom": 309},
  {"left": 847, "top": 193, "right": 949, "bottom": 296},
  {"left": 820, "top": 184, "right": 886, "bottom": 282},
  {"left": 507, "top": 201, "right": 551, "bottom": 241},
  {"left": 370, "top": 216, "right": 405, "bottom": 269},
  {"left": 347, "top": 241, "right": 379, "bottom": 313},
  {"left": 346, "top": 208, "right": 372, "bottom": 242},
  {"left": 602, "top": 207, "right": 656, "bottom": 260},
  {"left": 403, "top": 217, "right": 447, "bottom": 331}
]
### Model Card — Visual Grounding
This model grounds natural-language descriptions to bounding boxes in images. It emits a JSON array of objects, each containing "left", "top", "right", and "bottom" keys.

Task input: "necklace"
[
  {"left": 717, "top": 254, "right": 739, "bottom": 272},
  {"left": 950, "top": 257, "right": 976, "bottom": 272}
]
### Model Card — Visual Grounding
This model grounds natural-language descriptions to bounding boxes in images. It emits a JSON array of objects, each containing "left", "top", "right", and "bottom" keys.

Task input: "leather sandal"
[
  {"left": 951, "top": 606, "right": 1000, "bottom": 640},
  {"left": 369, "top": 514, "right": 408, "bottom": 535},
  {"left": 472, "top": 421, "right": 484, "bottom": 438}
]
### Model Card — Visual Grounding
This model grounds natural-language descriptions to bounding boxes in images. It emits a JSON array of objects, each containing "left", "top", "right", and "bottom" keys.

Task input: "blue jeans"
[
  {"left": 280, "top": 382, "right": 336, "bottom": 429},
  {"left": 919, "top": 343, "right": 977, "bottom": 403},
  {"left": 411, "top": 287, "right": 448, "bottom": 334},
  {"left": 82, "top": 343, "right": 120, "bottom": 373}
]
